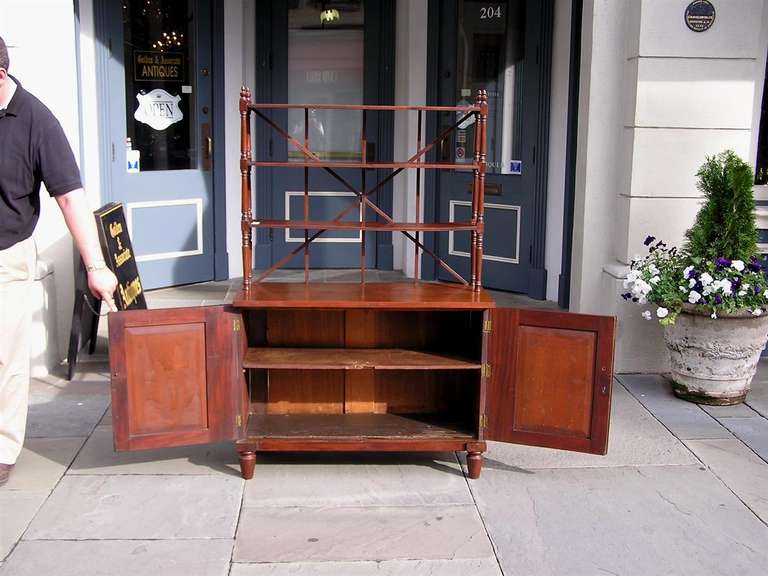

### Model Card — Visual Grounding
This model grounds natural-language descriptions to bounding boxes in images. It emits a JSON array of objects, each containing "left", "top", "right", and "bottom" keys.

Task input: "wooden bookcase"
[{"left": 107, "top": 92, "right": 616, "bottom": 480}]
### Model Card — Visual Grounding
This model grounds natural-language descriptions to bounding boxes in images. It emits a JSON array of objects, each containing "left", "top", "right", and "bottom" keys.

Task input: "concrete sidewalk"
[{"left": 2, "top": 280, "right": 767, "bottom": 575}]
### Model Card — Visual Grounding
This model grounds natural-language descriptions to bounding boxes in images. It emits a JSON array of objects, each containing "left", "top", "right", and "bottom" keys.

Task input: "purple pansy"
[
  {"left": 714, "top": 294, "right": 723, "bottom": 305},
  {"left": 716, "top": 257, "right": 732, "bottom": 270},
  {"left": 644, "top": 235, "right": 656, "bottom": 246},
  {"left": 748, "top": 256, "right": 763, "bottom": 272},
  {"left": 621, "top": 292, "right": 632, "bottom": 301}
]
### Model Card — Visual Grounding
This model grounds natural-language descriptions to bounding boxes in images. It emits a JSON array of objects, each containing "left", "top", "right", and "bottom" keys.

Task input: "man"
[{"left": 0, "top": 35, "right": 118, "bottom": 486}]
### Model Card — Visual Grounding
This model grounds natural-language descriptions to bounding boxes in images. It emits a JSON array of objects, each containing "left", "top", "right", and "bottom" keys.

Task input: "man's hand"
[{"left": 88, "top": 268, "right": 118, "bottom": 312}]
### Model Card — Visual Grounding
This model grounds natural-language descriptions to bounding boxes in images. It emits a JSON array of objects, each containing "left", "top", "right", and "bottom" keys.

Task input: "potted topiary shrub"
[{"left": 623, "top": 150, "right": 768, "bottom": 405}]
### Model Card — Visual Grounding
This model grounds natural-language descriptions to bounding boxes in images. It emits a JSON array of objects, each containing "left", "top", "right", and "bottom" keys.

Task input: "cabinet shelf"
[
  {"left": 246, "top": 160, "right": 480, "bottom": 170},
  {"left": 251, "top": 220, "right": 478, "bottom": 232},
  {"left": 242, "top": 413, "right": 476, "bottom": 441},
  {"left": 243, "top": 347, "right": 481, "bottom": 370}
]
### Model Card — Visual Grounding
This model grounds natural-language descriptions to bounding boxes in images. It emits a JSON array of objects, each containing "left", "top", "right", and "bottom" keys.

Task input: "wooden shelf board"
[
  {"left": 247, "top": 161, "right": 480, "bottom": 170},
  {"left": 242, "top": 413, "right": 475, "bottom": 441},
  {"left": 249, "top": 102, "right": 480, "bottom": 113},
  {"left": 232, "top": 282, "right": 496, "bottom": 310},
  {"left": 251, "top": 220, "right": 478, "bottom": 232},
  {"left": 243, "top": 347, "right": 481, "bottom": 370}
]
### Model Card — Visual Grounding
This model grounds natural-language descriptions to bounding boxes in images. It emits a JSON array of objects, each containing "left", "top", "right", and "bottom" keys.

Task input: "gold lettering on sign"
[
  {"left": 109, "top": 221, "right": 123, "bottom": 238},
  {"left": 119, "top": 277, "right": 143, "bottom": 308},
  {"left": 114, "top": 248, "right": 132, "bottom": 267}
]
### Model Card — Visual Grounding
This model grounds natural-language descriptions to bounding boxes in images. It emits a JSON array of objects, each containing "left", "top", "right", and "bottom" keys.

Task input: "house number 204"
[{"left": 480, "top": 5, "right": 503, "bottom": 19}]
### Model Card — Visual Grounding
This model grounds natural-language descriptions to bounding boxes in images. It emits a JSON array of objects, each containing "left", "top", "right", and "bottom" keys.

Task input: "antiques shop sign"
[
  {"left": 95, "top": 203, "right": 146, "bottom": 310},
  {"left": 134, "top": 51, "right": 185, "bottom": 82}
]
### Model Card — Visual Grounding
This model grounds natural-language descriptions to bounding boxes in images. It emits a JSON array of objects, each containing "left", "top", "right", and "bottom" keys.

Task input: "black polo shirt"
[{"left": 0, "top": 76, "right": 82, "bottom": 250}]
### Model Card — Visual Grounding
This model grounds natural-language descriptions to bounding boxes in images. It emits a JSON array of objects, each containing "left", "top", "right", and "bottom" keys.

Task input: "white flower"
[
  {"left": 711, "top": 279, "right": 732, "bottom": 296},
  {"left": 650, "top": 275, "right": 660, "bottom": 285},
  {"left": 648, "top": 264, "right": 660, "bottom": 276},
  {"left": 700, "top": 272, "right": 713, "bottom": 286},
  {"left": 679, "top": 286, "right": 687, "bottom": 292},
  {"left": 753, "top": 309, "right": 763, "bottom": 316},
  {"left": 683, "top": 265, "right": 695, "bottom": 279},
  {"left": 763, "top": 290, "right": 768, "bottom": 299},
  {"left": 656, "top": 307, "right": 669, "bottom": 319},
  {"left": 743, "top": 283, "right": 751, "bottom": 291},
  {"left": 632, "top": 255, "right": 643, "bottom": 264},
  {"left": 739, "top": 290, "right": 747, "bottom": 297},
  {"left": 711, "top": 311, "right": 718, "bottom": 319},
  {"left": 637, "top": 296, "right": 648, "bottom": 305},
  {"left": 642, "top": 310, "right": 652, "bottom": 320},
  {"left": 689, "top": 278, "right": 697, "bottom": 288},
  {"left": 732, "top": 260, "right": 745, "bottom": 272},
  {"left": 627, "top": 270, "right": 641, "bottom": 282},
  {"left": 702, "top": 285, "right": 713, "bottom": 296},
  {"left": 688, "top": 290, "right": 702, "bottom": 304}
]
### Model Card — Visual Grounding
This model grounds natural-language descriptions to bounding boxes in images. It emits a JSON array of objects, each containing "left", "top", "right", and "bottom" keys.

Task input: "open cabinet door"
[
  {"left": 485, "top": 308, "right": 615, "bottom": 454},
  {"left": 109, "top": 306, "right": 247, "bottom": 451}
]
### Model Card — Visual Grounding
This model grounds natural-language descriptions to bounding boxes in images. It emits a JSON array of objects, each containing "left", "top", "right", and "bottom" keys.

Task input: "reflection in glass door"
[{"left": 257, "top": 0, "right": 394, "bottom": 270}]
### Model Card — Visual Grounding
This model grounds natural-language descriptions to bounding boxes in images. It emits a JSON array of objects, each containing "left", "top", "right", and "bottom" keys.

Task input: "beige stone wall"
[{"left": 573, "top": 0, "right": 767, "bottom": 372}]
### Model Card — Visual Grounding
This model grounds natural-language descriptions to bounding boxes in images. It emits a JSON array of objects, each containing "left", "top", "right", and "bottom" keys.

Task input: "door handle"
[{"left": 202, "top": 123, "right": 212, "bottom": 171}]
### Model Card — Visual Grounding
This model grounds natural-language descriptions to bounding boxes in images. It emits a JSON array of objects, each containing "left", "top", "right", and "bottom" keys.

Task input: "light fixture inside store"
[{"left": 320, "top": 8, "right": 340, "bottom": 24}]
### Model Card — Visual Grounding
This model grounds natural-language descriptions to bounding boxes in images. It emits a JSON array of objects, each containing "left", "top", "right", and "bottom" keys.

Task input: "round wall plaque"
[{"left": 685, "top": 0, "right": 716, "bottom": 32}]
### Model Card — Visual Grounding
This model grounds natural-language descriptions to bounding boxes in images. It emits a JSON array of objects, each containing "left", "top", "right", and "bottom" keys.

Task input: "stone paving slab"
[
  {"left": 69, "top": 426, "right": 240, "bottom": 476},
  {"left": 684, "top": 438, "right": 768, "bottom": 523},
  {"left": 746, "top": 361, "right": 768, "bottom": 418},
  {"left": 700, "top": 402, "right": 758, "bottom": 419},
  {"left": 234, "top": 505, "right": 494, "bottom": 563},
  {"left": 470, "top": 465, "right": 768, "bottom": 576},
  {"left": 716, "top": 416, "right": 768, "bottom": 462},
  {"left": 477, "top": 383, "right": 697, "bottom": 470},
  {"left": 24, "top": 475, "right": 243, "bottom": 540},
  {"left": 0, "top": 540, "right": 233, "bottom": 576},
  {"left": 242, "top": 452, "right": 470, "bottom": 508},
  {"left": 230, "top": 558, "right": 502, "bottom": 575},
  {"left": 0, "top": 437, "right": 85, "bottom": 491},
  {"left": 0, "top": 490, "right": 48, "bottom": 561},
  {"left": 26, "top": 376, "right": 110, "bottom": 438},
  {"left": 618, "top": 374, "right": 733, "bottom": 439}
]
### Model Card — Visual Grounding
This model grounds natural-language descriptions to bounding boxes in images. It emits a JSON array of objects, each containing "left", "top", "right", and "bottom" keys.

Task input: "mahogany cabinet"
[{"left": 109, "top": 283, "right": 615, "bottom": 479}]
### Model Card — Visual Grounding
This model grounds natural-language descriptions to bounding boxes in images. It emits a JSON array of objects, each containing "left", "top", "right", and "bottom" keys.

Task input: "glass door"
[{"left": 103, "top": 0, "right": 214, "bottom": 289}]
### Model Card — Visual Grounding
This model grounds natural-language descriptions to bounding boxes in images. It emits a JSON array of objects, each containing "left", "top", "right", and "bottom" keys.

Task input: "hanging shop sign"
[
  {"left": 134, "top": 51, "right": 185, "bottom": 82},
  {"left": 134, "top": 89, "right": 184, "bottom": 131},
  {"left": 685, "top": 0, "right": 716, "bottom": 32}
]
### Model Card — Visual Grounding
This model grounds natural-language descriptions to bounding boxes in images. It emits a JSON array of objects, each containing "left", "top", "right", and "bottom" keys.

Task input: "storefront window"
[
  {"left": 454, "top": 0, "right": 525, "bottom": 174},
  {"left": 288, "top": 0, "right": 365, "bottom": 161},
  {"left": 122, "top": 0, "right": 197, "bottom": 171}
]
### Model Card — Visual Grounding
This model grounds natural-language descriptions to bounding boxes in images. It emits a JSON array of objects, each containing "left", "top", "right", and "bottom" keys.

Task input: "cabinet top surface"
[{"left": 232, "top": 282, "right": 496, "bottom": 310}]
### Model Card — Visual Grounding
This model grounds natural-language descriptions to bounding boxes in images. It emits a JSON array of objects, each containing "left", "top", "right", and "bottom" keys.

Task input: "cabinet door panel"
[
  {"left": 110, "top": 306, "right": 243, "bottom": 451},
  {"left": 486, "top": 309, "right": 615, "bottom": 454}
]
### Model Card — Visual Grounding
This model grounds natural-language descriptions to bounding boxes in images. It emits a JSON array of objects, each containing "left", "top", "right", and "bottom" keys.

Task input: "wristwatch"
[{"left": 85, "top": 261, "right": 108, "bottom": 273}]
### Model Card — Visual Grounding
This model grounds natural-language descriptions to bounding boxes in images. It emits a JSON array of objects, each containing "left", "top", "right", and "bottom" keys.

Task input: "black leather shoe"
[{"left": 0, "top": 463, "right": 13, "bottom": 486}]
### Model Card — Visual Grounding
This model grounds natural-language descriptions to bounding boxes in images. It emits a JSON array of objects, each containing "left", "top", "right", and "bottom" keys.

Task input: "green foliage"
[{"left": 684, "top": 150, "right": 758, "bottom": 261}]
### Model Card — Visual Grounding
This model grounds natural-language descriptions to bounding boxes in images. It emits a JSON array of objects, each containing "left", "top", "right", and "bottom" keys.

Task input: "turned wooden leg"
[
  {"left": 239, "top": 451, "right": 256, "bottom": 480},
  {"left": 467, "top": 451, "right": 483, "bottom": 479}
]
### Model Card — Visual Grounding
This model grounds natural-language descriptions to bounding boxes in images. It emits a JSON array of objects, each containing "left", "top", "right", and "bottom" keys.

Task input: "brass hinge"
[
  {"left": 233, "top": 318, "right": 241, "bottom": 331},
  {"left": 483, "top": 319, "right": 492, "bottom": 334},
  {"left": 480, "top": 414, "right": 488, "bottom": 429},
  {"left": 235, "top": 414, "right": 242, "bottom": 428},
  {"left": 481, "top": 363, "right": 491, "bottom": 378}
]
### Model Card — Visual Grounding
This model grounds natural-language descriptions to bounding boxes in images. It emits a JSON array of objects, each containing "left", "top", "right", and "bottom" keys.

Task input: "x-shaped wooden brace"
[{"left": 251, "top": 108, "right": 477, "bottom": 285}]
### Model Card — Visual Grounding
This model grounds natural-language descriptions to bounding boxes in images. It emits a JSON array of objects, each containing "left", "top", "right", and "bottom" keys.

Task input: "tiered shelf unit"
[{"left": 238, "top": 87, "right": 489, "bottom": 290}]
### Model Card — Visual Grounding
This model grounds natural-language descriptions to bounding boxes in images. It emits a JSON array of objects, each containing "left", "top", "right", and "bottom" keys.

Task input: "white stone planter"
[{"left": 664, "top": 308, "right": 768, "bottom": 405}]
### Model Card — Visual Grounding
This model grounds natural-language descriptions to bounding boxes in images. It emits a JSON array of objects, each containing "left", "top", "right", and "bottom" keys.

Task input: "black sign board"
[
  {"left": 95, "top": 203, "right": 147, "bottom": 310},
  {"left": 685, "top": 0, "right": 716, "bottom": 32},
  {"left": 134, "top": 50, "right": 185, "bottom": 82},
  {"left": 67, "top": 203, "right": 146, "bottom": 379}
]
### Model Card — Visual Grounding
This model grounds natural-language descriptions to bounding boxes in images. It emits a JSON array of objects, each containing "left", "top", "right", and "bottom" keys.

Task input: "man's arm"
[{"left": 55, "top": 189, "right": 118, "bottom": 311}]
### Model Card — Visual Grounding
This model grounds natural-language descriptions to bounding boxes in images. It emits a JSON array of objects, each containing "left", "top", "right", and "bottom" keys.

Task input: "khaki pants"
[{"left": 0, "top": 237, "right": 36, "bottom": 464}]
